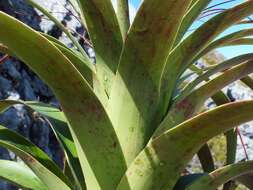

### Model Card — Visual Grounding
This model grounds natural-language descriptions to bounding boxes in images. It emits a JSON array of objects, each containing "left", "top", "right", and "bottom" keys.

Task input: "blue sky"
[{"left": 129, "top": 0, "right": 253, "bottom": 59}]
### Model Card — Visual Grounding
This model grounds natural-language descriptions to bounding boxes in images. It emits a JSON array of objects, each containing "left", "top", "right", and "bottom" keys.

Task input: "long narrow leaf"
[
  {"left": 161, "top": 1, "right": 253, "bottom": 113},
  {"left": 0, "top": 12, "right": 126, "bottom": 190},
  {"left": 108, "top": 0, "right": 193, "bottom": 165},
  {"left": 173, "top": 0, "right": 211, "bottom": 47},
  {"left": 0, "top": 100, "right": 86, "bottom": 190},
  {"left": 177, "top": 64, "right": 237, "bottom": 173},
  {"left": 186, "top": 161, "right": 253, "bottom": 190},
  {"left": 178, "top": 53, "right": 253, "bottom": 101},
  {"left": 0, "top": 160, "right": 48, "bottom": 190},
  {"left": 181, "top": 65, "right": 238, "bottom": 169},
  {"left": 77, "top": 0, "right": 123, "bottom": 93},
  {"left": 0, "top": 125, "right": 72, "bottom": 189},
  {"left": 117, "top": 100, "right": 253, "bottom": 190},
  {"left": 156, "top": 61, "right": 253, "bottom": 136},
  {"left": 194, "top": 29, "right": 253, "bottom": 63},
  {"left": 26, "top": 0, "right": 89, "bottom": 59},
  {"left": 41, "top": 32, "right": 91, "bottom": 64}
]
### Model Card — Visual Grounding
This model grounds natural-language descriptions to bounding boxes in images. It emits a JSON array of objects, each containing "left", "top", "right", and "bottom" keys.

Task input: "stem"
[{"left": 236, "top": 128, "right": 249, "bottom": 160}]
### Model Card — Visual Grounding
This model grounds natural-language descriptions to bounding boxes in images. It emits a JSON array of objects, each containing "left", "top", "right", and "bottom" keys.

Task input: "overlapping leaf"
[
  {"left": 0, "top": 125, "right": 72, "bottom": 189},
  {"left": 108, "top": 0, "right": 193, "bottom": 165},
  {"left": 0, "top": 160, "right": 48, "bottom": 190},
  {"left": 186, "top": 161, "right": 253, "bottom": 190},
  {"left": 0, "top": 100, "right": 86, "bottom": 190},
  {"left": 161, "top": 1, "right": 253, "bottom": 112},
  {"left": 0, "top": 12, "right": 126, "bottom": 190},
  {"left": 117, "top": 100, "right": 253, "bottom": 190}
]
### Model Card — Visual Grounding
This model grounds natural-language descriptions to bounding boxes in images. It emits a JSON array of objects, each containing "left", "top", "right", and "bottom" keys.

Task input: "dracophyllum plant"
[{"left": 0, "top": 0, "right": 253, "bottom": 189}]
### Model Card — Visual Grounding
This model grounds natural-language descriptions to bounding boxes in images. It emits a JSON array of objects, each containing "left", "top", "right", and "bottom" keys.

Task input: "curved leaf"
[
  {"left": 0, "top": 160, "right": 48, "bottom": 190},
  {"left": 178, "top": 53, "right": 253, "bottom": 101},
  {"left": 0, "top": 125, "right": 71, "bottom": 189},
  {"left": 40, "top": 32, "right": 91, "bottom": 64},
  {"left": 178, "top": 65, "right": 238, "bottom": 173},
  {"left": 156, "top": 61, "right": 253, "bottom": 137},
  {"left": 25, "top": 0, "right": 89, "bottom": 59},
  {"left": 236, "top": 173, "right": 253, "bottom": 189},
  {"left": 194, "top": 29, "right": 253, "bottom": 63},
  {"left": 186, "top": 161, "right": 253, "bottom": 190},
  {"left": 161, "top": 1, "right": 253, "bottom": 113},
  {"left": 181, "top": 65, "right": 238, "bottom": 169},
  {"left": 53, "top": 43, "right": 94, "bottom": 83},
  {"left": 0, "top": 100, "right": 86, "bottom": 190},
  {"left": 117, "top": 100, "right": 253, "bottom": 190},
  {"left": 173, "top": 0, "right": 211, "bottom": 47},
  {"left": 0, "top": 12, "right": 126, "bottom": 190},
  {"left": 40, "top": 33, "right": 93, "bottom": 70},
  {"left": 226, "top": 38, "right": 253, "bottom": 46},
  {"left": 40, "top": 33, "right": 71, "bottom": 50}
]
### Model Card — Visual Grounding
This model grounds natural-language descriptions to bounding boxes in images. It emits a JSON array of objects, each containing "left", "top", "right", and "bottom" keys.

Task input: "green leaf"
[
  {"left": 41, "top": 32, "right": 92, "bottom": 65},
  {"left": 156, "top": 60, "right": 253, "bottom": 137},
  {"left": 25, "top": 101, "right": 86, "bottom": 190},
  {"left": 161, "top": 1, "right": 253, "bottom": 113},
  {"left": 77, "top": 0, "right": 123, "bottom": 93},
  {"left": 173, "top": 0, "right": 211, "bottom": 47},
  {"left": 182, "top": 61, "right": 253, "bottom": 112},
  {"left": 0, "top": 160, "right": 48, "bottom": 190},
  {"left": 226, "top": 38, "right": 253, "bottom": 46},
  {"left": 181, "top": 65, "right": 238, "bottom": 169},
  {"left": 117, "top": 100, "right": 253, "bottom": 190},
  {"left": 48, "top": 41, "right": 109, "bottom": 106},
  {"left": 0, "top": 12, "right": 126, "bottom": 190},
  {"left": 1, "top": 37, "right": 106, "bottom": 106},
  {"left": 194, "top": 29, "right": 253, "bottom": 62},
  {"left": 179, "top": 65, "right": 238, "bottom": 173},
  {"left": 116, "top": 0, "right": 130, "bottom": 39},
  {"left": 186, "top": 161, "right": 253, "bottom": 190},
  {"left": 0, "top": 125, "right": 72, "bottom": 189},
  {"left": 52, "top": 43, "right": 94, "bottom": 83},
  {"left": 177, "top": 53, "right": 253, "bottom": 101},
  {"left": 25, "top": 0, "right": 89, "bottom": 59},
  {"left": 0, "top": 100, "right": 86, "bottom": 190},
  {"left": 40, "top": 33, "right": 70, "bottom": 49},
  {"left": 176, "top": 64, "right": 238, "bottom": 174},
  {"left": 108, "top": 0, "right": 193, "bottom": 165}
]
